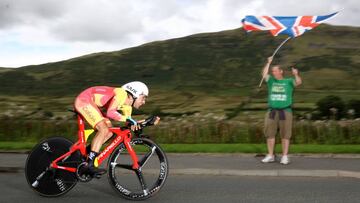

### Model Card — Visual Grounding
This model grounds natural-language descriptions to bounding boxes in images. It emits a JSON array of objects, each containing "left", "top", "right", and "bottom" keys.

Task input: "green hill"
[{"left": 0, "top": 24, "right": 359, "bottom": 118}]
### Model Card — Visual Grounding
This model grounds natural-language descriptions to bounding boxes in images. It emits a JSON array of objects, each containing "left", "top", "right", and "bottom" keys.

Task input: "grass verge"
[
  {"left": 0, "top": 142, "right": 359, "bottom": 154},
  {"left": 0, "top": 142, "right": 36, "bottom": 151}
]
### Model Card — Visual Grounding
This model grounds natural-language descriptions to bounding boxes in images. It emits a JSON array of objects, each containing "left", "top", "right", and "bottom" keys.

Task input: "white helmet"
[{"left": 122, "top": 81, "right": 149, "bottom": 98}]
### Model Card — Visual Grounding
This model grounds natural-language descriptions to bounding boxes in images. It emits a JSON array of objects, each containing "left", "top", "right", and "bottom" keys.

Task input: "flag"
[{"left": 241, "top": 12, "right": 338, "bottom": 37}]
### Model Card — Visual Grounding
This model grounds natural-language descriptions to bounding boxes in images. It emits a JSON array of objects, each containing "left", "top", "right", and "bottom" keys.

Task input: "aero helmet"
[{"left": 122, "top": 81, "right": 149, "bottom": 98}]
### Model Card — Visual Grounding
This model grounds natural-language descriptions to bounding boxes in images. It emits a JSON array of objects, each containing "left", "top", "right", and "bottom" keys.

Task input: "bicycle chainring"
[{"left": 76, "top": 162, "right": 93, "bottom": 182}]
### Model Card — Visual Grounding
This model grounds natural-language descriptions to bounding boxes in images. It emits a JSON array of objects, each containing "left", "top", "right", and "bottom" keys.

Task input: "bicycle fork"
[
  {"left": 123, "top": 137, "right": 150, "bottom": 195},
  {"left": 123, "top": 137, "right": 158, "bottom": 196}
]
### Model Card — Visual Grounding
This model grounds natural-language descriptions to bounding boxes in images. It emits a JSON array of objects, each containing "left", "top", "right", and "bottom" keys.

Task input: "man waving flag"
[
  {"left": 242, "top": 12, "right": 338, "bottom": 87},
  {"left": 242, "top": 12, "right": 337, "bottom": 165},
  {"left": 242, "top": 12, "right": 338, "bottom": 38}
]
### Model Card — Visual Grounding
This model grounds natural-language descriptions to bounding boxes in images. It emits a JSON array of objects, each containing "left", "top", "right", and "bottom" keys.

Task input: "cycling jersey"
[{"left": 74, "top": 86, "right": 132, "bottom": 128}]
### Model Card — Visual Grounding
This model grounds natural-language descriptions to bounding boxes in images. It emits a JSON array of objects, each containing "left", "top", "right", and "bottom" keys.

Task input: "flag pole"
[{"left": 258, "top": 36, "right": 291, "bottom": 88}]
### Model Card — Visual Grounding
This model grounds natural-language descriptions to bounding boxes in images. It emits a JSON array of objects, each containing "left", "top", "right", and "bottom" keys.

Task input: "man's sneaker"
[
  {"left": 261, "top": 155, "right": 275, "bottom": 163},
  {"left": 280, "top": 155, "right": 290, "bottom": 165}
]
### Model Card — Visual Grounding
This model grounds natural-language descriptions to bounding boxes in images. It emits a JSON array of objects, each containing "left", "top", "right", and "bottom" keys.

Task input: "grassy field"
[
  {"left": 1, "top": 88, "right": 359, "bottom": 121},
  {"left": 1, "top": 142, "right": 359, "bottom": 154}
]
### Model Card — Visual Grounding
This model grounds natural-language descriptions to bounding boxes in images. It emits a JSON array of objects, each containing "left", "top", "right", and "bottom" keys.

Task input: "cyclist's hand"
[
  {"left": 126, "top": 117, "right": 141, "bottom": 131},
  {"left": 130, "top": 124, "right": 142, "bottom": 132}
]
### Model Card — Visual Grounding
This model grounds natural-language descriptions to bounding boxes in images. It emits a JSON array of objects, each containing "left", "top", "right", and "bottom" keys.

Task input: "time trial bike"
[{"left": 25, "top": 111, "right": 168, "bottom": 200}]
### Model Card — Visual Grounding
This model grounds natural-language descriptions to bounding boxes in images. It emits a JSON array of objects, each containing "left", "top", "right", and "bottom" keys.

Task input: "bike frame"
[{"left": 50, "top": 114, "right": 140, "bottom": 173}]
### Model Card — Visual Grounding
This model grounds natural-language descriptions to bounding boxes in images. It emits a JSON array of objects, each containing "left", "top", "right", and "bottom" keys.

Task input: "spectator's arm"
[
  {"left": 292, "top": 67, "right": 302, "bottom": 86},
  {"left": 262, "top": 57, "right": 273, "bottom": 80}
]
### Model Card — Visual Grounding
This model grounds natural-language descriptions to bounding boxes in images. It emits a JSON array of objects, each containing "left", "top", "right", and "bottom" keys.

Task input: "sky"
[{"left": 0, "top": 0, "right": 359, "bottom": 68}]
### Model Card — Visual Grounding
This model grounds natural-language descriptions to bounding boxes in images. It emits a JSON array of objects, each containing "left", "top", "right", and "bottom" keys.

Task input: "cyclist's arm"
[
  {"left": 106, "top": 99, "right": 126, "bottom": 121},
  {"left": 106, "top": 88, "right": 132, "bottom": 122}
]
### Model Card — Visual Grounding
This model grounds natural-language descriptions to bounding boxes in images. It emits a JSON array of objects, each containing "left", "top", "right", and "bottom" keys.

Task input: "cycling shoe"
[{"left": 80, "top": 163, "right": 107, "bottom": 177}]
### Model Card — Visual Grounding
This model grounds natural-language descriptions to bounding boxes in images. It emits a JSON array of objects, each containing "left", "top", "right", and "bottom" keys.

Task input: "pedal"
[
  {"left": 76, "top": 162, "right": 93, "bottom": 182},
  {"left": 89, "top": 170, "right": 106, "bottom": 179},
  {"left": 92, "top": 168, "right": 107, "bottom": 179},
  {"left": 93, "top": 169, "right": 107, "bottom": 176}
]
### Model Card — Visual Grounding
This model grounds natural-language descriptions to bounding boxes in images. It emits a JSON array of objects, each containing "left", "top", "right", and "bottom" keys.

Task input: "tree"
[
  {"left": 316, "top": 95, "right": 345, "bottom": 120},
  {"left": 347, "top": 99, "right": 360, "bottom": 118}
]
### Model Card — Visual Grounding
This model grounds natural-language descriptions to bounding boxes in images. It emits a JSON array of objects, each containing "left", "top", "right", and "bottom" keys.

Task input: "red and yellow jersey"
[{"left": 74, "top": 86, "right": 131, "bottom": 127}]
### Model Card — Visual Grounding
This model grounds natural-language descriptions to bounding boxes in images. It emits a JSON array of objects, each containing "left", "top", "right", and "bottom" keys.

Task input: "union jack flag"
[{"left": 241, "top": 12, "right": 337, "bottom": 37}]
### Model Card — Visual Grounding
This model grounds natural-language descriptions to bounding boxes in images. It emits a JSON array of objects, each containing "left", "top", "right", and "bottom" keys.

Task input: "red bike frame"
[{"left": 50, "top": 114, "right": 140, "bottom": 173}]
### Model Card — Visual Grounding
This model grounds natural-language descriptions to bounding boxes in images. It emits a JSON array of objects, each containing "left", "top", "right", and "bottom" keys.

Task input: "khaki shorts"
[{"left": 264, "top": 110, "right": 293, "bottom": 139}]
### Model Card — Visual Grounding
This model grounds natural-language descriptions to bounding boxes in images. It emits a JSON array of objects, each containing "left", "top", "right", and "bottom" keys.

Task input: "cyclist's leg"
[
  {"left": 75, "top": 96, "right": 107, "bottom": 145},
  {"left": 82, "top": 120, "right": 108, "bottom": 175},
  {"left": 75, "top": 97, "right": 107, "bottom": 175},
  {"left": 92, "top": 120, "right": 110, "bottom": 152},
  {"left": 84, "top": 120, "right": 113, "bottom": 153},
  {"left": 102, "top": 119, "right": 113, "bottom": 144}
]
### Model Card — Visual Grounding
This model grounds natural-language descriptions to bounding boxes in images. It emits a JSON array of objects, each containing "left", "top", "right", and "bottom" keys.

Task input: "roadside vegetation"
[{"left": 0, "top": 94, "right": 359, "bottom": 153}]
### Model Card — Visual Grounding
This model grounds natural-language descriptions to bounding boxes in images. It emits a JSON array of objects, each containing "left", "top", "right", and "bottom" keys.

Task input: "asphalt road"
[
  {"left": 2, "top": 173, "right": 359, "bottom": 203},
  {"left": 2, "top": 153, "right": 360, "bottom": 173}
]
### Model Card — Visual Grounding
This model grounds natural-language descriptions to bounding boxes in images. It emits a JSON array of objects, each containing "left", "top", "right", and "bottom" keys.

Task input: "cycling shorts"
[{"left": 74, "top": 88, "right": 105, "bottom": 128}]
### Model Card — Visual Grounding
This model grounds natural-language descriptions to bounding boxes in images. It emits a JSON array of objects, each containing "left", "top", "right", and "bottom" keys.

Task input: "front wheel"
[
  {"left": 25, "top": 137, "right": 81, "bottom": 197},
  {"left": 108, "top": 137, "right": 169, "bottom": 200}
]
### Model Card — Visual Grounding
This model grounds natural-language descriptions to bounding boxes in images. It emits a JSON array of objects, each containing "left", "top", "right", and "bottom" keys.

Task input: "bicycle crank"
[{"left": 76, "top": 162, "right": 93, "bottom": 182}]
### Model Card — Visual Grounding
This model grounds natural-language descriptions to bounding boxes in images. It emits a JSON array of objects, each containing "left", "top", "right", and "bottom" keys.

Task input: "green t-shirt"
[{"left": 266, "top": 75, "right": 295, "bottom": 110}]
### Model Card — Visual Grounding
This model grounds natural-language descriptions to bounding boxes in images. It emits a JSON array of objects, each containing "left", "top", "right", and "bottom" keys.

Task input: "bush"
[
  {"left": 316, "top": 95, "right": 345, "bottom": 120},
  {"left": 1, "top": 117, "right": 359, "bottom": 145},
  {"left": 347, "top": 99, "right": 360, "bottom": 118},
  {"left": 43, "top": 111, "right": 54, "bottom": 118}
]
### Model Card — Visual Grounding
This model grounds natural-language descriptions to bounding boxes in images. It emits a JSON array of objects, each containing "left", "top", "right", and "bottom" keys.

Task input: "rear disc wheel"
[{"left": 25, "top": 137, "right": 81, "bottom": 197}]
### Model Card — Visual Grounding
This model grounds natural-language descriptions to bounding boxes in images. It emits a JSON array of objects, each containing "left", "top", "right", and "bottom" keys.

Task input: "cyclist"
[{"left": 74, "top": 81, "right": 157, "bottom": 175}]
